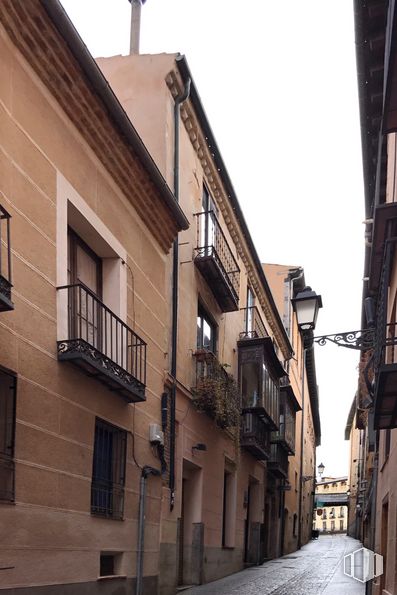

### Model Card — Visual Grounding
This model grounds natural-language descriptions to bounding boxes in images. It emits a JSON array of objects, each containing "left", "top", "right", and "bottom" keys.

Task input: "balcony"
[
  {"left": 271, "top": 379, "right": 301, "bottom": 455},
  {"left": 238, "top": 337, "right": 285, "bottom": 430},
  {"left": 0, "top": 205, "right": 13, "bottom": 312},
  {"left": 57, "top": 284, "right": 147, "bottom": 402},
  {"left": 241, "top": 411, "right": 270, "bottom": 460},
  {"left": 240, "top": 306, "right": 267, "bottom": 340},
  {"left": 373, "top": 239, "right": 397, "bottom": 428},
  {"left": 194, "top": 210, "right": 240, "bottom": 312},
  {"left": 192, "top": 349, "right": 240, "bottom": 429},
  {"left": 267, "top": 443, "right": 289, "bottom": 478}
]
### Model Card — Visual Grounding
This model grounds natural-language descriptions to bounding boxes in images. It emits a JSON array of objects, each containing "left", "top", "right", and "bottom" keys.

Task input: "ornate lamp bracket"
[{"left": 313, "top": 329, "right": 375, "bottom": 351}]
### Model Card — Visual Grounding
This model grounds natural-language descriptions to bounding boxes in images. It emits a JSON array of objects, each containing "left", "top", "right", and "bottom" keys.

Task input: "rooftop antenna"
[{"left": 128, "top": 0, "right": 147, "bottom": 55}]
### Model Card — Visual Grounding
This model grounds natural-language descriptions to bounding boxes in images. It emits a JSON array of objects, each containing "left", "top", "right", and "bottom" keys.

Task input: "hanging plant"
[{"left": 192, "top": 356, "right": 241, "bottom": 456}]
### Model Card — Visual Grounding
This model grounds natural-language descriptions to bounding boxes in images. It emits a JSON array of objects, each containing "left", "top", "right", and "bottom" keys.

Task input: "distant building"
[{"left": 313, "top": 477, "right": 348, "bottom": 534}]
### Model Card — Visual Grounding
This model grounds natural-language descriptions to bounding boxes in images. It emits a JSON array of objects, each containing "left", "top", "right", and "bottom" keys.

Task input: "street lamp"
[
  {"left": 291, "top": 286, "right": 323, "bottom": 332},
  {"left": 318, "top": 462, "right": 325, "bottom": 479},
  {"left": 292, "top": 286, "right": 374, "bottom": 350}
]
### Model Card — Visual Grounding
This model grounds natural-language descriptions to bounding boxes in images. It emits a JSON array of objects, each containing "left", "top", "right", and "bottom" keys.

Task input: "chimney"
[{"left": 129, "top": 0, "right": 146, "bottom": 55}]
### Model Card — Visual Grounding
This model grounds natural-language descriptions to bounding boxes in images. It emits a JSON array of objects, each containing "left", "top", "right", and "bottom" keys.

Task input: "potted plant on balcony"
[{"left": 192, "top": 359, "right": 240, "bottom": 430}]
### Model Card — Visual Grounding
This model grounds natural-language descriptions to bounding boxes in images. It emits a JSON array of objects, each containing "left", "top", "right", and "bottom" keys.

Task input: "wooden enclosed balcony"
[
  {"left": 374, "top": 320, "right": 397, "bottom": 429},
  {"left": 57, "top": 284, "right": 146, "bottom": 402},
  {"left": 0, "top": 205, "right": 13, "bottom": 312},
  {"left": 241, "top": 411, "right": 270, "bottom": 461},
  {"left": 238, "top": 337, "right": 285, "bottom": 430},
  {"left": 373, "top": 239, "right": 397, "bottom": 428},
  {"left": 267, "top": 442, "right": 289, "bottom": 478},
  {"left": 194, "top": 210, "right": 240, "bottom": 312}
]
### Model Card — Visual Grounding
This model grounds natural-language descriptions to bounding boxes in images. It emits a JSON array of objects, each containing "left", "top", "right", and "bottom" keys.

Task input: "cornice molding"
[{"left": 166, "top": 70, "right": 290, "bottom": 359}]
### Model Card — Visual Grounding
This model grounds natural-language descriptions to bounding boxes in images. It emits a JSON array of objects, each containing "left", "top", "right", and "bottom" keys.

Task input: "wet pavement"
[{"left": 182, "top": 534, "right": 365, "bottom": 594}]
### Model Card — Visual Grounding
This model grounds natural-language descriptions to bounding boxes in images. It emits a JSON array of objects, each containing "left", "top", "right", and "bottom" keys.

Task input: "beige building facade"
[
  {"left": 263, "top": 264, "right": 320, "bottom": 555},
  {"left": 313, "top": 477, "right": 348, "bottom": 534},
  {"left": 0, "top": 1, "right": 187, "bottom": 593},
  {"left": 98, "top": 52, "right": 301, "bottom": 591},
  {"left": 0, "top": 2, "right": 322, "bottom": 594}
]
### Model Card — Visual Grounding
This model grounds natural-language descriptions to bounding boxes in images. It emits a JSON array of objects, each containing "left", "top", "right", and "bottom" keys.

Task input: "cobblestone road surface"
[{"left": 182, "top": 534, "right": 365, "bottom": 595}]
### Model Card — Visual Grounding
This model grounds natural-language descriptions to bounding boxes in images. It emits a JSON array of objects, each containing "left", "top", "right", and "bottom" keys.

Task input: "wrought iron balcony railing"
[
  {"left": 194, "top": 210, "right": 240, "bottom": 312},
  {"left": 57, "top": 284, "right": 146, "bottom": 402},
  {"left": 0, "top": 205, "right": 13, "bottom": 312},
  {"left": 241, "top": 411, "right": 270, "bottom": 460},
  {"left": 239, "top": 306, "right": 267, "bottom": 340},
  {"left": 267, "top": 442, "right": 289, "bottom": 478}
]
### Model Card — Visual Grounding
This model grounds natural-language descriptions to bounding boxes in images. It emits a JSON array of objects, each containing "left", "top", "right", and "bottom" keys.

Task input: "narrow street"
[{"left": 182, "top": 535, "right": 365, "bottom": 595}]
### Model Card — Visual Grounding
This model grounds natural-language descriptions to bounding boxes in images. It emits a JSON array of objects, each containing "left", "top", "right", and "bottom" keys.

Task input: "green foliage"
[{"left": 192, "top": 357, "right": 241, "bottom": 456}]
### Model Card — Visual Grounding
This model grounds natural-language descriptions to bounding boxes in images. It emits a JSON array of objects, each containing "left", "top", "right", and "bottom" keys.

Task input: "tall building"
[
  {"left": 263, "top": 264, "right": 321, "bottom": 555},
  {"left": 0, "top": 1, "right": 188, "bottom": 593},
  {"left": 0, "top": 2, "right": 322, "bottom": 594},
  {"left": 98, "top": 51, "right": 303, "bottom": 591},
  {"left": 350, "top": 1, "right": 397, "bottom": 594}
]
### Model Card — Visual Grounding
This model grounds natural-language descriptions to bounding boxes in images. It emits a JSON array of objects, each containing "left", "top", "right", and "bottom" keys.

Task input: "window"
[
  {"left": 0, "top": 369, "right": 16, "bottom": 502},
  {"left": 340, "top": 520, "right": 344, "bottom": 532},
  {"left": 330, "top": 507, "right": 335, "bottom": 518},
  {"left": 197, "top": 306, "right": 216, "bottom": 352},
  {"left": 245, "top": 287, "right": 255, "bottom": 335},
  {"left": 99, "top": 552, "right": 123, "bottom": 577},
  {"left": 68, "top": 229, "right": 102, "bottom": 348},
  {"left": 322, "top": 521, "right": 327, "bottom": 532},
  {"left": 200, "top": 185, "right": 218, "bottom": 253},
  {"left": 91, "top": 418, "right": 127, "bottom": 520},
  {"left": 331, "top": 521, "right": 335, "bottom": 532},
  {"left": 293, "top": 513, "right": 298, "bottom": 537},
  {"left": 322, "top": 509, "right": 327, "bottom": 520},
  {"left": 68, "top": 228, "right": 102, "bottom": 296}
]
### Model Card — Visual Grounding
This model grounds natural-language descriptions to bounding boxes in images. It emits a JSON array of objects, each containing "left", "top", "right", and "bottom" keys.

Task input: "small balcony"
[
  {"left": 239, "top": 306, "right": 267, "bottom": 340},
  {"left": 267, "top": 443, "right": 289, "bottom": 478},
  {"left": 241, "top": 411, "right": 270, "bottom": 460},
  {"left": 194, "top": 210, "right": 240, "bottom": 312},
  {"left": 192, "top": 349, "right": 240, "bottom": 429},
  {"left": 0, "top": 205, "right": 13, "bottom": 312},
  {"left": 57, "top": 284, "right": 147, "bottom": 402}
]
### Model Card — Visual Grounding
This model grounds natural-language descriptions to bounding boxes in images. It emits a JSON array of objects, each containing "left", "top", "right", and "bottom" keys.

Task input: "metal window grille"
[
  {"left": 0, "top": 369, "right": 16, "bottom": 501},
  {"left": 91, "top": 418, "right": 127, "bottom": 520}
]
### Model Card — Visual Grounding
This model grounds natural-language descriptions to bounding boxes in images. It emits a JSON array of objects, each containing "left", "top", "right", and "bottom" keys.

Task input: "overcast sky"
[{"left": 60, "top": 0, "right": 363, "bottom": 478}]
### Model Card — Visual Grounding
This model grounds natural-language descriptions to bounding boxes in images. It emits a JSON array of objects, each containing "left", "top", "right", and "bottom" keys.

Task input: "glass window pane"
[
  {"left": 241, "top": 362, "right": 261, "bottom": 408},
  {"left": 203, "top": 319, "right": 212, "bottom": 350}
]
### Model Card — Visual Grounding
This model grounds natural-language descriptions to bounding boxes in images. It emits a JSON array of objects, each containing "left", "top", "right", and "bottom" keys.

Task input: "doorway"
[{"left": 178, "top": 460, "right": 203, "bottom": 586}]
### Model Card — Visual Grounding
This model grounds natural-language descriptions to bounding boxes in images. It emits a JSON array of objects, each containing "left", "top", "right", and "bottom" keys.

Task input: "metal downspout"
[{"left": 169, "top": 77, "right": 191, "bottom": 510}]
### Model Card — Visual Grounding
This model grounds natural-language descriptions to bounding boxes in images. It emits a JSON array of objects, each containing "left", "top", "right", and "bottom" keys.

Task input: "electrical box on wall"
[{"left": 149, "top": 423, "right": 164, "bottom": 445}]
